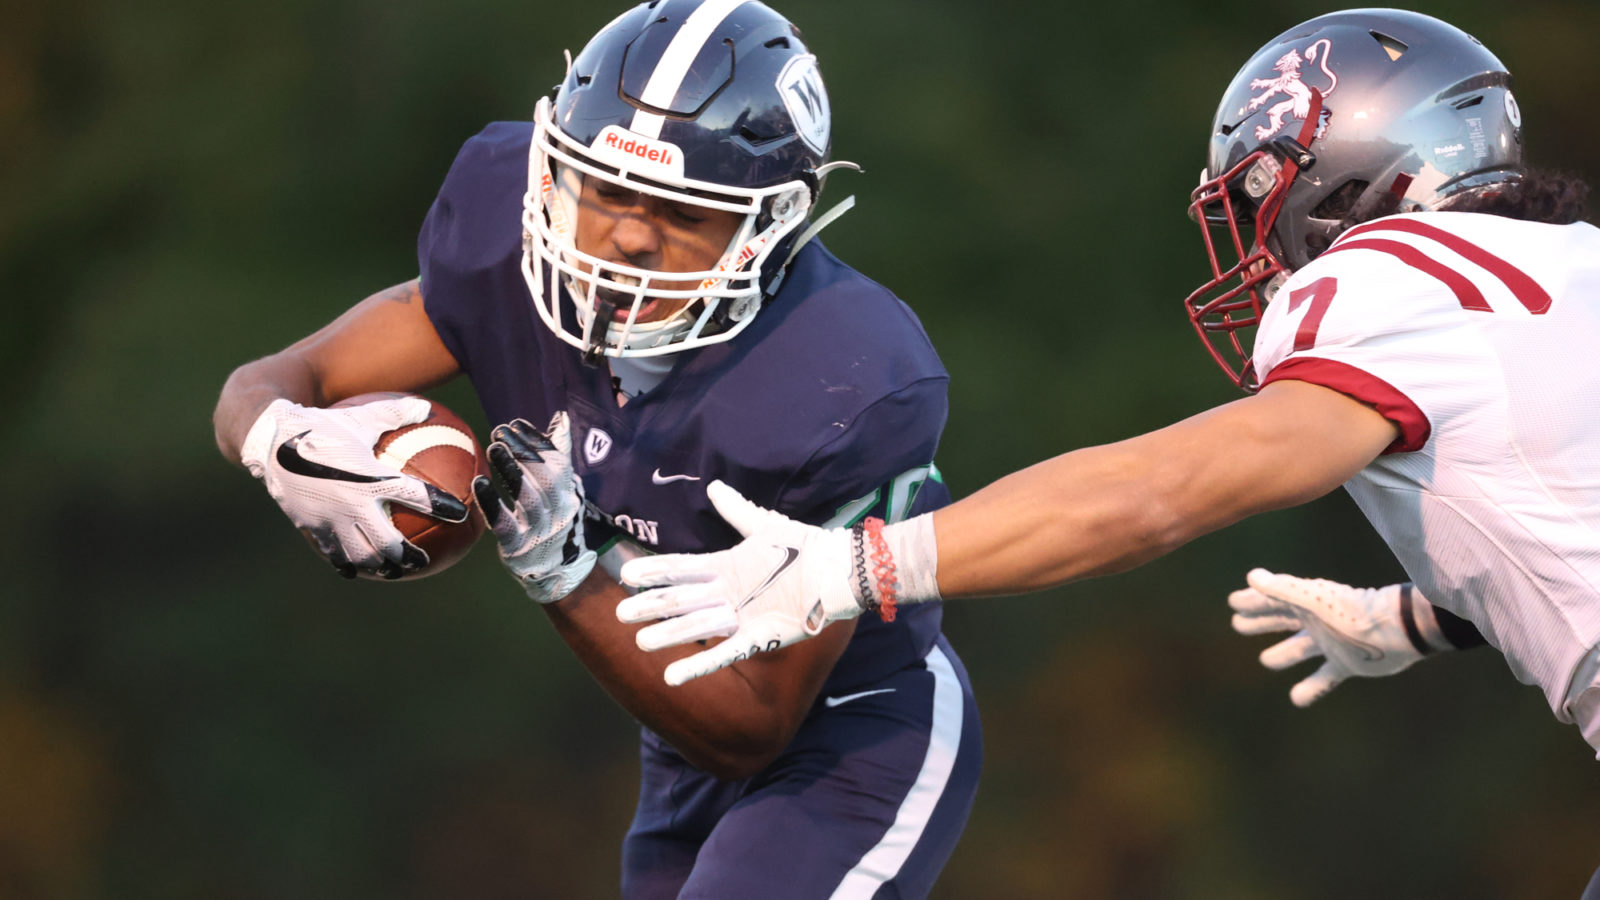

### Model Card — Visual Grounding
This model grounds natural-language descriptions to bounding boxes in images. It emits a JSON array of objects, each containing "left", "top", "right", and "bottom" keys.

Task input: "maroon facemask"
[{"left": 1184, "top": 90, "right": 1324, "bottom": 392}]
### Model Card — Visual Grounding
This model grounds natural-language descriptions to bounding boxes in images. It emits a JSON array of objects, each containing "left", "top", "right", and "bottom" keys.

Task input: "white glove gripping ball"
[{"left": 240, "top": 396, "right": 470, "bottom": 579}]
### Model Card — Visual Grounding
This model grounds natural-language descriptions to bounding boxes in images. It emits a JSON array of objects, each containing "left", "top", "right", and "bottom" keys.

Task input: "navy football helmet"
[
  {"left": 1186, "top": 9, "right": 1524, "bottom": 389},
  {"left": 523, "top": 0, "right": 844, "bottom": 359}
]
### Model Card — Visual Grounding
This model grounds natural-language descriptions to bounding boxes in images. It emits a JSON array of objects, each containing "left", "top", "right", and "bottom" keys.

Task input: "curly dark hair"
[
  {"left": 1438, "top": 169, "right": 1591, "bottom": 223},
  {"left": 1303, "top": 169, "right": 1591, "bottom": 259}
]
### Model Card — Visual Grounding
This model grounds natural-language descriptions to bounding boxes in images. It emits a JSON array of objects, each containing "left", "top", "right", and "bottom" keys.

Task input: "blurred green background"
[{"left": 5, "top": 0, "right": 1598, "bottom": 897}]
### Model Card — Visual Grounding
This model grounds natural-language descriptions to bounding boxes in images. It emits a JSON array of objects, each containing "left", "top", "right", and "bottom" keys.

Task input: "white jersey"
[{"left": 1253, "top": 211, "right": 1600, "bottom": 733}]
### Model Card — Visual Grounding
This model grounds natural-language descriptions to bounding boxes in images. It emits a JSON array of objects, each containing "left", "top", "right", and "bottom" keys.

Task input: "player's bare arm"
[
  {"left": 212, "top": 279, "right": 459, "bottom": 461},
  {"left": 471, "top": 409, "right": 858, "bottom": 778},
  {"left": 620, "top": 380, "right": 1400, "bottom": 681},
  {"left": 552, "top": 572, "right": 856, "bottom": 779},
  {"left": 932, "top": 378, "right": 1397, "bottom": 596},
  {"left": 468, "top": 412, "right": 856, "bottom": 770},
  {"left": 214, "top": 279, "right": 468, "bottom": 578}
]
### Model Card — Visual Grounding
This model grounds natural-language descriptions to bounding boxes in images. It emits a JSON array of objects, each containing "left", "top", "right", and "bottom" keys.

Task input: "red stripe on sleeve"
[
  {"left": 1335, "top": 218, "right": 1552, "bottom": 314},
  {"left": 1321, "top": 238, "right": 1491, "bottom": 311},
  {"left": 1261, "top": 356, "right": 1431, "bottom": 454}
]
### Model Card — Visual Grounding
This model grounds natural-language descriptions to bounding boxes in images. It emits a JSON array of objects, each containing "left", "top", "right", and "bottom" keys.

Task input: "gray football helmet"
[{"left": 1186, "top": 9, "right": 1524, "bottom": 390}]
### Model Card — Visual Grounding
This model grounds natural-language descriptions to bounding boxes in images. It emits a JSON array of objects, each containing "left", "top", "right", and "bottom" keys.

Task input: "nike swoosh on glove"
[
  {"left": 616, "top": 480, "right": 863, "bottom": 686},
  {"left": 240, "top": 396, "right": 469, "bottom": 579},
  {"left": 1228, "top": 568, "right": 1426, "bottom": 707},
  {"left": 472, "top": 411, "right": 596, "bottom": 604}
]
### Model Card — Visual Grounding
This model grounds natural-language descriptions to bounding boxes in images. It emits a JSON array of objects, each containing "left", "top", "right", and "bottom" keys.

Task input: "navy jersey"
[{"left": 417, "top": 122, "right": 950, "bottom": 694}]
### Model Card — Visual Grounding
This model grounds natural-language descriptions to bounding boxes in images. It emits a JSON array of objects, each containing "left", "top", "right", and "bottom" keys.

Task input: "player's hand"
[
  {"left": 617, "top": 481, "right": 862, "bottom": 686},
  {"left": 472, "top": 412, "right": 596, "bottom": 604},
  {"left": 239, "top": 396, "right": 470, "bottom": 580},
  {"left": 1228, "top": 568, "right": 1424, "bottom": 707}
]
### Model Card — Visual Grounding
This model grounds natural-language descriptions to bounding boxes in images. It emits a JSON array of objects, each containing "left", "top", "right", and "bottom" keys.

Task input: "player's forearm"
[
  {"left": 546, "top": 573, "right": 817, "bottom": 778},
  {"left": 213, "top": 280, "right": 461, "bottom": 464},
  {"left": 213, "top": 352, "right": 324, "bottom": 464},
  {"left": 922, "top": 384, "right": 1394, "bottom": 599},
  {"left": 931, "top": 438, "right": 1214, "bottom": 597}
]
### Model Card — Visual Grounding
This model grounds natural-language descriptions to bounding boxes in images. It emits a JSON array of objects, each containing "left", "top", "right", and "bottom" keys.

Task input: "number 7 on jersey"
[{"left": 1286, "top": 277, "right": 1339, "bottom": 351}]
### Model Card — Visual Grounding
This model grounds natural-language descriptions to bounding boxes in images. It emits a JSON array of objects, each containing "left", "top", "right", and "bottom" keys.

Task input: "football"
[{"left": 331, "top": 391, "right": 489, "bottom": 580}]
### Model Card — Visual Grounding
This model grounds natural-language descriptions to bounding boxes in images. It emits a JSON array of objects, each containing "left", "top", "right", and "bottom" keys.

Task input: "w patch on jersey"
[
  {"left": 778, "top": 54, "right": 830, "bottom": 155},
  {"left": 584, "top": 428, "right": 614, "bottom": 465}
]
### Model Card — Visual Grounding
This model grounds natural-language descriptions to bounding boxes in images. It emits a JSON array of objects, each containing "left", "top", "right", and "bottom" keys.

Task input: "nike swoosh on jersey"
[
  {"left": 824, "top": 688, "right": 897, "bottom": 708},
  {"left": 651, "top": 469, "right": 702, "bottom": 485},
  {"left": 736, "top": 545, "right": 800, "bottom": 611},
  {"left": 277, "top": 431, "right": 397, "bottom": 483}
]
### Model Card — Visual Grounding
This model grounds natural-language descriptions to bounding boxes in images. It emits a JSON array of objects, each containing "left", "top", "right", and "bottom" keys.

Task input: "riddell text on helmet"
[{"left": 594, "top": 127, "right": 680, "bottom": 171}]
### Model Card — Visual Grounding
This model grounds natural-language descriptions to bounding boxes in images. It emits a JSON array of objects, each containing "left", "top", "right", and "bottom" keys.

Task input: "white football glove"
[
  {"left": 616, "top": 481, "right": 864, "bottom": 686},
  {"left": 1229, "top": 568, "right": 1438, "bottom": 707},
  {"left": 240, "top": 396, "right": 469, "bottom": 579},
  {"left": 471, "top": 412, "right": 596, "bottom": 604}
]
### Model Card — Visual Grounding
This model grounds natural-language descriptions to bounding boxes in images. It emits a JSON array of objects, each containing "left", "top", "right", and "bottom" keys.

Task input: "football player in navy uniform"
[{"left": 212, "top": 1, "right": 982, "bottom": 897}]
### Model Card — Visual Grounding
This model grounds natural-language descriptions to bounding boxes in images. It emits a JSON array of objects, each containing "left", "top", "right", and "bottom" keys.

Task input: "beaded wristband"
[
  {"left": 861, "top": 517, "right": 899, "bottom": 622},
  {"left": 850, "top": 521, "right": 875, "bottom": 614}
]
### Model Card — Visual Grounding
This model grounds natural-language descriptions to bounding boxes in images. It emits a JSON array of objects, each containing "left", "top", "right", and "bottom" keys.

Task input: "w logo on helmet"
[
  {"left": 778, "top": 54, "right": 830, "bottom": 155},
  {"left": 1245, "top": 39, "right": 1338, "bottom": 141}
]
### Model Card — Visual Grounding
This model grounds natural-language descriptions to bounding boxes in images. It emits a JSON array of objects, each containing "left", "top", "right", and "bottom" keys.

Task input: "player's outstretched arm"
[
  {"left": 1230, "top": 568, "right": 1486, "bottom": 706},
  {"left": 213, "top": 279, "right": 466, "bottom": 578},
  {"left": 927, "top": 380, "right": 1398, "bottom": 597},
  {"left": 621, "top": 380, "right": 1400, "bottom": 684}
]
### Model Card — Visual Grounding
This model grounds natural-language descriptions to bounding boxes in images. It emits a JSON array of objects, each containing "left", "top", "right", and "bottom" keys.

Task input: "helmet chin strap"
[
  {"left": 1257, "top": 88, "right": 1325, "bottom": 247},
  {"left": 762, "top": 194, "right": 857, "bottom": 300},
  {"left": 583, "top": 291, "right": 623, "bottom": 367},
  {"left": 783, "top": 195, "right": 855, "bottom": 268}
]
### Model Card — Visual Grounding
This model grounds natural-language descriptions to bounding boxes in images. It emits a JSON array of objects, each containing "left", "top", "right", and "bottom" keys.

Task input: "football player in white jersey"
[{"left": 611, "top": 11, "right": 1600, "bottom": 888}]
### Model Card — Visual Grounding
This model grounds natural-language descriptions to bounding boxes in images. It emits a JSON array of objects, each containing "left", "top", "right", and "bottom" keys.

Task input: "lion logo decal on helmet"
[{"left": 1243, "top": 39, "right": 1338, "bottom": 141}]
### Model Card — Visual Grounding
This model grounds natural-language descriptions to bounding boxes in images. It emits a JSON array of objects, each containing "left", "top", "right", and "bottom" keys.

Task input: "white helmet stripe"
[{"left": 629, "top": 0, "right": 752, "bottom": 139}]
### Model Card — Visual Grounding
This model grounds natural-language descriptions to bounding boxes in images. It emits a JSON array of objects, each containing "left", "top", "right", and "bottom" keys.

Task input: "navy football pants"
[{"left": 620, "top": 635, "right": 982, "bottom": 900}]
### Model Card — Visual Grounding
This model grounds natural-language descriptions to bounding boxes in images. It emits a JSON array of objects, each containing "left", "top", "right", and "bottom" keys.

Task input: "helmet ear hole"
[
  {"left": 1310, "top": 180, "right": 1371, "bottom": 220},
  {"left": 1303, "top": 219, "right": 1344, "bottom": 258}
]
